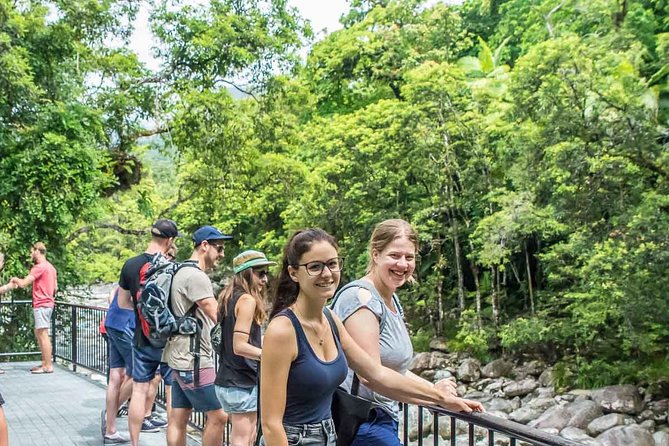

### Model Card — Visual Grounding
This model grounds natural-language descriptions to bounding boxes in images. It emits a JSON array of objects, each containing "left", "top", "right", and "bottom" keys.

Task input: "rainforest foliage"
[{"left": 1, "top": 0, "right": 668, "bottom": 387}]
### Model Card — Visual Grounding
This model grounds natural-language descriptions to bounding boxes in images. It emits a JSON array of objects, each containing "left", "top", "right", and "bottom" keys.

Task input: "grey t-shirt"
[
  {"left": 331, "top": 279, "right": 413, "bottom": 421},
  {"left": 163, "top": 262, "right": 216, "bottom": 370}
]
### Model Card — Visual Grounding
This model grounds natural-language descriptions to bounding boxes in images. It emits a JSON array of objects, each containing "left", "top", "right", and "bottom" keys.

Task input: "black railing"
[
  {"left": 0, "top": 300, "right": 42, "bottom": 359},
  {"left": 2, "top": 301, "right": 580, "bottom": 446}
]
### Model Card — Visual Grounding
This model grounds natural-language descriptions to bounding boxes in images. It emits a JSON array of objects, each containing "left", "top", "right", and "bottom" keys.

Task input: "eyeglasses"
[
  {"left": 253, "top": 269, "right": 268, "bottom": 278},
  {"left": 294, "top": 257, "right": 344, "bottom": 276}
]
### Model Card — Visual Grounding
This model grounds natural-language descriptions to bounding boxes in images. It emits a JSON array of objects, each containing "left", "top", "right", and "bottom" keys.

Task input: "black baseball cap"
[{"left": 151, "top": 219, "right": 182, "bottom": 238}]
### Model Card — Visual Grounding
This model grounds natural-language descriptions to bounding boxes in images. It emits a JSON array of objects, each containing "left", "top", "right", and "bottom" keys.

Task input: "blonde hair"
[
  {"left": 32, "top": 242, "right": 47, "bottom": 254},
  {"left": 366, "top": 219, "right": 419, "bottom": 282}
]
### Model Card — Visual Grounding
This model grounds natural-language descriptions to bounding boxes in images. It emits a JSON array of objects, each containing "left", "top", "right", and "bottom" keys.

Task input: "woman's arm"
[
  {"left": 232, "top": 294, "right": 262, "bottom": 361},
  {"left": 335, "top": 313, "right": 483, "bottom": 412},
  {"left": 260, "top": 317, "right": 298, "bottom": 446}
]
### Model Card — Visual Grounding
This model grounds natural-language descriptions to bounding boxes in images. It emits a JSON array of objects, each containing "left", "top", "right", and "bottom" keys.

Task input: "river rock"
[
  {"left": 586, "top": 413, "right": 630, "bottom": 436},
  {"left": 410, "top": 352, "right": 431, "bottom": 373},
  {"left": 458, "top": 358, "right": 481, "bottom": 382},
  {"left": 591, "top": 385, "right": 643, "bottom": 415},
  {"left": 504, "top": 378, "right": 538, "bottom": 398},
  {"left": 654, "top": 431, "right": 669, "bottom": 446},
  {"left": 429, "top": 338, "right": 449, "bottom": 353},
  {"left": 528, "top": 404, "right": 571, "bottom": 430},
  {"left": 433, "top": 369, "right": 454, "bottom": 381},
  {"left": 513, "top": 360, "right": 546, "bottom": 379},
  {"left": 527, "top": 397, "right": 558, "bottom": 412},
  {"left": 481, "top": 359, "right": 513, "bottom": 379},
  {"left": 559, "top": 426, "right": 595, "bottom": 444},
  {"left": 538, "top": 367, "right": 554, "bottom": 387},
  {"left": 567, "top": 400, "right": 603, "bottom": 429},
  {"left": 487, "top": 397, "right": 516, "bottom": 413},
  {"left": 509, "top": 406, "right": 544, "bottom": 424},
  {"left": 595, "top": 425, "right": 654, "bottom": 446}
]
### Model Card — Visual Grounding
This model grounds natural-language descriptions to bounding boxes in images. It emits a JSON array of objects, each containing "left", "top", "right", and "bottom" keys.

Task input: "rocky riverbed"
[{"left": 405, "top": 343, "right": 669, "bottom": 446}]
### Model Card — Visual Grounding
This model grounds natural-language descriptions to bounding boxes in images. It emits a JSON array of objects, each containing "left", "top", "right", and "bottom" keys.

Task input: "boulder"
[
  {"left": 527, "top": 397, "right": 558, "bottom": 412},
  {"left": 638, "top": 409, "right": 655, "bottom": 422},
  {"left": 513, "top": 360, "right": 546, "bottom": 378},
  {"left": 428, "top": 351, "right": 451, "bottom": 370},
  {"left": 567, "top": 400, "right": 603, "bottom": 429},
  {"left": 586, "top": 413, "right": 630, "bottom": 436},
  {"left": 481, "top": 359, "right": 514, "bottom": 379},
  {"left": 410, "top": 352, "right": 431, "bottom": 373},
  {"left": 528, "top": 404, "right": 572, "bottom": 430},
  {"left": 429, "top": 337, "right": 449, "bottom": 353},
  {"left": 595, "top": 425, "right": 654, "bottom": 446},
  {"left": 639, "top": 419, "right": 655, "bottom": 431},
  {"left": 538, "top": 367, "right": 554, "bottom": 387},
  {"left": 559, "top": 426, "right": 595, "bottom": 444},
  {"left": 433, "top": 369, "right": 454, "bottom": 382},
  {"left": 504, "top": 378, "right": 539, "bottom": 398},
  {"left": 653, "top": 431, "right": 669, "bottom": 446},
  {"left": 486, "top": 398, "right": 516, "bottom": 414},
  {"left": 458, "top": 358, "right": 481, "bottom": 383},
  {"left": 591, "top": 385, "right": 643, "bottom": 415},
  {"left": 484, "top": 379, "right": 505, "bottom": 395},
  {"left": 509, "top": 406, "right": 544, "bottom": 424}
]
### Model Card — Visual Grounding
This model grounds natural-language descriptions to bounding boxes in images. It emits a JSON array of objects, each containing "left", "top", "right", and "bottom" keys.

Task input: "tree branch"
[
  {"left": 66, "top": 223, "right": 148, "bottom": 244},
  {"left": 545, "top": 1, "right": 565, "bottom": 38}
]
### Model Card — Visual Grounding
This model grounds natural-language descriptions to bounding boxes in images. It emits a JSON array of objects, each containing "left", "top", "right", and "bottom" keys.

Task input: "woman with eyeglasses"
[
  {"left": 260, "top": 229, "right": 482, "bottom": 446},
  {"left": 215, "top": 250, "right": 276, "bottom": 446}
]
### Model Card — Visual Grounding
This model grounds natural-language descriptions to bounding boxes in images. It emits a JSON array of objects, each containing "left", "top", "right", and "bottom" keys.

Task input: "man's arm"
[
  {"left": 195, "top": 297, "right": 218, "bottom": 323},
  {"left": 116, "top": 287, "right": 134, "bottom": 310},
  {"left": 0, "top": 282, "right": 16, "bottom": 295},
  {"left": 11, "top": 275, "right": 35, "bottom": 289}
]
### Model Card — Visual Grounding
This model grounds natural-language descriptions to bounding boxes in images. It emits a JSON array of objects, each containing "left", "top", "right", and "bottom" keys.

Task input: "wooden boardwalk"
[{"left": 1, "top": 361, "right": 199, "bottom": 445}]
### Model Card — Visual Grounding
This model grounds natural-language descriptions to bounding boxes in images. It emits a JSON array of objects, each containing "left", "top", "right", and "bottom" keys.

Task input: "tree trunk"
[
  {"left": 470, "top": 262, "right": 483, "bottom": 329},
  {"left": 435, "top": 239, "right": 444, "bottom": 336},
  {"left": 525, "top": 239, "right": 535, "bottom": 314},
  {"left": 491, "top": 265, "right": 500, "bottom": 326},
  {"left": 452, "top": 222, "right": 465, "bottom": 312}
]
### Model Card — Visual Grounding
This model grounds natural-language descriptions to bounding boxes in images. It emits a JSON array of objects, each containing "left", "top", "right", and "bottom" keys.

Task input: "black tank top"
[{"left": 215, "top": 288, "right": 262, "bottom": 388}]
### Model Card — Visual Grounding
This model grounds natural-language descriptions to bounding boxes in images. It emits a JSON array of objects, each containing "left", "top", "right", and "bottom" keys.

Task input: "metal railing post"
[
  {"left": 51, "top": 304, "right": 56, "bottom": 363},
  {"left": 71, "top": 305, "right": 77, "bottom": 372}
]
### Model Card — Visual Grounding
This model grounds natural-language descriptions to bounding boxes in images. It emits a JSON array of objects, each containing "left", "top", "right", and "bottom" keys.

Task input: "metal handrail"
[{"left": 2, "top": 301, "right": 581, "bottom": 446}]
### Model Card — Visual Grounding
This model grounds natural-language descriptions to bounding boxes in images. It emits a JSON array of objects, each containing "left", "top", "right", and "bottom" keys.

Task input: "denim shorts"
[
  {"left": 172, "top": 369, "right": 222, "bottom": 412},
  {"left": 131, "top": 344, "right": 172, "bottom": 384},
  {"left": 33, "top": 307, "right": 53, "bottom": 330},
  {"left": 107, "top": 327, "right": 133, "bottom": 375},
  {"left": 260, "top": 418, "right": 336, "bottom": 446},
  {"left": 350, "top": 408, "right": 400, "bottom": 446},
  {"left": 215, "top": 385, "right": 257, "bottom": 414}
]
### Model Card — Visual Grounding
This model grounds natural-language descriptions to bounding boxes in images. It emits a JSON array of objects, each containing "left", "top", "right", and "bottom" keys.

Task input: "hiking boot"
[
  {"left": 103, "top": 431, "right": 129, "bottom": 444},
  {"left": 147, "top": 414, "right": 167, "bottom": 428},
  {"left": 116, "top": 403, "right": 128, "bottom": 417},
  {"left": 141, "top": 418, "right": 160, "bottom": 433}
]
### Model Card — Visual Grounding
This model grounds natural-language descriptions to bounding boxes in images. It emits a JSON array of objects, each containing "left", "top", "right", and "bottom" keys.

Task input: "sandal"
[
  {"left": 29, "top": 365, "right": 43, "bottom": 372},
  {"left": 31, "top": 367, "right": 53, "bottom": 374}
]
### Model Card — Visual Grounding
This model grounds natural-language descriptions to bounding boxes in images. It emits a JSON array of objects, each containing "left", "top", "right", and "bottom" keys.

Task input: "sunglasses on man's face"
[{"left": 208, "top": 243, "right": 225, "bottom": 254}]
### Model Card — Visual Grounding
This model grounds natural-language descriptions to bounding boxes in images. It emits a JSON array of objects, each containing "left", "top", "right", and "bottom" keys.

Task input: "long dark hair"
[
  {"left": 217, "top": 268, "right": 268, "bottom": 325},
  {"left": 270, "top": 228, "right": 338, "bottom": 318}
]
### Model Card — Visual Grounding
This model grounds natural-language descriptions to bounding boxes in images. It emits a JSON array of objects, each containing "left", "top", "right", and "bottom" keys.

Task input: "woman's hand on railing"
[
  {"left": 434, "top": 378, "right": 458, "bottom": 397},
  {"left": 437, "top": 393, "right": 485, "bottom": 413}
]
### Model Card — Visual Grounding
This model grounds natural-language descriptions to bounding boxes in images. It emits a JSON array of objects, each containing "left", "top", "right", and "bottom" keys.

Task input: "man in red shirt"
[{"left": 11, "top": 242, "right": 58, "bottom": 374}]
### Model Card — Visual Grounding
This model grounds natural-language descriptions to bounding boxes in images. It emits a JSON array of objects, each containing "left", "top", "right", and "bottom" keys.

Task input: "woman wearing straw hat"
[{"left": 215, "top": 250, "right": 276, "bottom": 446}]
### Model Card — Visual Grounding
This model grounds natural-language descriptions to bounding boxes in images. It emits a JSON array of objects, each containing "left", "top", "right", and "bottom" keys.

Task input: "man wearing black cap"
[
  {"left": 164, "top": 225, "right": 232, "bottom": 446},
  {"left": 116, "top": 219, "right": 180, "bottom": 446}
]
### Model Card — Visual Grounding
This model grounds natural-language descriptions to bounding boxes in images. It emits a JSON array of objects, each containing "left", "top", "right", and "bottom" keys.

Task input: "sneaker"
[
  {"left": 147, "top": 414, "right": 167, "bottom": 428},
  {"left": 103, "top": 431, "right": 129, "bottom": 444},
  {"left": 116, "top": 403, "right": 128, "bottom": 418},
  {"left": 140, "top": 418, "right": 160, "bottom": 433},
  {"left": 100, "top": 409, "right": 107, "bottom": 438}
]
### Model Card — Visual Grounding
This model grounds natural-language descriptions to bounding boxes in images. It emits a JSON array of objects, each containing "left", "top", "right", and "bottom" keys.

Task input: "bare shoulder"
[{"left": 265, "top": 315, "right": 297, "bottom": 343}]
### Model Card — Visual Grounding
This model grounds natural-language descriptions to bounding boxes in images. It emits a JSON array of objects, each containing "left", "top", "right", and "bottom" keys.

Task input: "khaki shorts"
[{"left": 33, "top": 307, "right": 53, "bottom": 330}]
